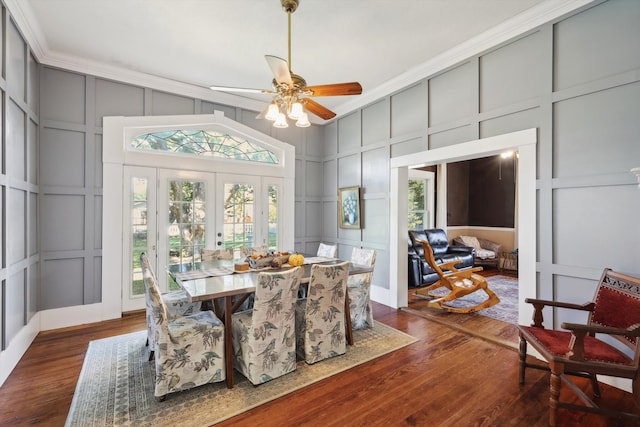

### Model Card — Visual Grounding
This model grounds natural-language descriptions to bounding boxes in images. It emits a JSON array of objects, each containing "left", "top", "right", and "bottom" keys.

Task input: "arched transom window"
[{"left": 130, "top": 129, "right": 279, "bottom": 164}]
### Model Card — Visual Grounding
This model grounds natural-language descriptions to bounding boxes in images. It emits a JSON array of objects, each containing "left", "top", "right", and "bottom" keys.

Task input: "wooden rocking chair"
[{"left": 413, "top": 239, "right": 500, "bottom": 313}]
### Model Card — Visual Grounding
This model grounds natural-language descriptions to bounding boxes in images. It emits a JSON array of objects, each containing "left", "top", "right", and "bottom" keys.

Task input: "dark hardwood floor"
[{"left": 0, "top": 277, "right": 637, "bottom": 426}]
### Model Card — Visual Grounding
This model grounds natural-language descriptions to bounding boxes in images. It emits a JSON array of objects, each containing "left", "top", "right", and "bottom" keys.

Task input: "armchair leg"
[
  {"left": 590, "top": 373, "right": 601, "bottom": 398},
  {"left": 549, "top": 371, "right": 561, "bottom": 427},
  {"left": 519, "top": 337, "right": 527, "bottom": 385}
]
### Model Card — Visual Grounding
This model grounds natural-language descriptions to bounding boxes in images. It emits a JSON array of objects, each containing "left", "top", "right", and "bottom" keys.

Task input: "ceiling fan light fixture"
[
  {"left": 295, "top": 112, "right": 310, "bottom": 128},
  {"left": 288, "top": 101, "right": 304, "bottom": 120},
  {"left": 265, "top": 103, "right": 280, "bottom": 121},
  {"left": 273, "top": 112, "right": 289, "bottom": 128}
]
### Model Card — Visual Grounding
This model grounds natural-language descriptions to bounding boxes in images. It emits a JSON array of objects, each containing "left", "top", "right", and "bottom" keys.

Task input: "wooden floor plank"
[{"left": 0, "top": 287, "right": 637, "bottom": 426}]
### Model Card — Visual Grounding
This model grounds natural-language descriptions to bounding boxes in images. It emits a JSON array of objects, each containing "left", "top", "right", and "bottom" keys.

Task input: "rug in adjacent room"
[
  {"left": 415, "top": 275, "right": 518, "bottom": 324},
  {"left": 65, "top": 322, "right": 416, "bottom": 426}
]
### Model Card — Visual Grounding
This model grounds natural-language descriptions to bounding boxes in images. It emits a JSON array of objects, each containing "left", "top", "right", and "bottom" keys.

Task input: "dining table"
[{"left": 169, "top": 256, "right": 374, "bottom": 388}]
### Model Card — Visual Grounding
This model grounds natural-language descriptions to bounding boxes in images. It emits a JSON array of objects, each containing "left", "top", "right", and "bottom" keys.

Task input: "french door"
[
  {"left": 122, "top": 167, "right": 281, "bottom": 311},
  {"left": 122, "top": 166, "right": 157, "bottom": 312}
]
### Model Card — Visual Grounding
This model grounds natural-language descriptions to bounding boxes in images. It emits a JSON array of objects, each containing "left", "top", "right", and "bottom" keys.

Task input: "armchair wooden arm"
[
  {"left": 561, "top": 322, "right": 640, "bottom": 337},
  {"left": 560, "top": 322, "right": 640, "bottom": 364},
  {"left": 524, "top": 297, "right": 595, "bottom": 327}
]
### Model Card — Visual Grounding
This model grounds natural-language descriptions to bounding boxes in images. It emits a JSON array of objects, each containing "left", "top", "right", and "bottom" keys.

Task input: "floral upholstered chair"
[
  {"left": 143, "top": 258, "right": 225, "bottom": 400},
  {"left": 295, "top": 262, "right": 350, "bottom": 364},
  {"left": 232, "top": 267, "right": 302, "bottom": 385},
  {"left": 316, "top": 242, "right": 338, "bottom": 258},
  {"left": 140, "top": 253, "right": 202, "bottom": 361},
  {"left": 201, "top": 248, "right": 233, "bottom": 261},
  {"left": 347, "top": 247, "right": 377, "bottom": 330}
]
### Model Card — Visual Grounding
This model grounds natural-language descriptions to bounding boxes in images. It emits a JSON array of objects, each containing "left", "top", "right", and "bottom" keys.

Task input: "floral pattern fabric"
[
  {"left": 295, "top": 262, "right": 350, "bottom": 364},
  {"left": 143, "top": 256, "right": 225, "bottom": 399},
  {"left": 347, "top": 248, "right": 377, "bottom": 330},
  {"left": 231, "top": 267, "right": 302, "bottom": 385},
  {"left": 141, "top": 254, "right": 202, "bottom": 356},
  {"left": 201, "top": 248, "right": 234, "bottom": 261},
  {"left": 316, "top": 242, "right": 337, "bottom": 258}
]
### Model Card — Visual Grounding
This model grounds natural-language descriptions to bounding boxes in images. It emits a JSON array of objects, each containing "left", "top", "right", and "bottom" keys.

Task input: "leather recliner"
[{"left": 408, "top": 228, "right": 475, "bottom": 287}]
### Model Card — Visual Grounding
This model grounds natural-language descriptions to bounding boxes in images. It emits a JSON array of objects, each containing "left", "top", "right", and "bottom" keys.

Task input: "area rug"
[
  {"left": 65, "top": 322, "right": 416, "bottom": 426},
  {"left": 413, "top": 275, "right": 518, "bottom": 324}
]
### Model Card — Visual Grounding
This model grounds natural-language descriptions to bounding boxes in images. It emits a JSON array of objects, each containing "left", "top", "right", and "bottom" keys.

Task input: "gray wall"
[
  {"left": 328, "top": 0, "right": 640, "bottom": 326},
  {"left": 1, "top": 0, "right": 639, "bottom": 356},
  {"left": 37, "top": 69, "right": 325, "bottom": 312}
]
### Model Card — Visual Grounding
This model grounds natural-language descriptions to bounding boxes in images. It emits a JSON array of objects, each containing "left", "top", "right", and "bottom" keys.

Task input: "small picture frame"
[{"left": 338, "top": 186, "right": 361, "bottom": 229}]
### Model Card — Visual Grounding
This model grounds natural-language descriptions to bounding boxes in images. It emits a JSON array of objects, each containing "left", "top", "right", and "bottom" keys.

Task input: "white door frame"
[
  {"left": 103, "top": 112, "right": 295, "bottom": 317},
  {"left": 383, "top": 128, "right": 537, "bottom": 327}
]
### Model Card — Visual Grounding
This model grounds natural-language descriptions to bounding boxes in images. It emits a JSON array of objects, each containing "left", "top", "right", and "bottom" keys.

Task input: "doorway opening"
[{"left": 385, "top": 128, "right": 536, "bottom": 331}]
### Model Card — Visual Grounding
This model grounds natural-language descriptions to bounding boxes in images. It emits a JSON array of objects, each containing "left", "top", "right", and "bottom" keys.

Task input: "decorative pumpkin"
[{"left": 288, "top": 253, "right": 304, "bottom": 267}]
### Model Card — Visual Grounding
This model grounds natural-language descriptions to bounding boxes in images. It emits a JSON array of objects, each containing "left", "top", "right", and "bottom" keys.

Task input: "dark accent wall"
[{"left": 447, "top": 156, "right": 516, "bottom": 227}]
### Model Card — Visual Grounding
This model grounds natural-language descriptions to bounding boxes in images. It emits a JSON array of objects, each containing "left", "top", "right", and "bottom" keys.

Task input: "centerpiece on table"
[{"left": 247, "top": 251, "right": 291, "bottom": 269}]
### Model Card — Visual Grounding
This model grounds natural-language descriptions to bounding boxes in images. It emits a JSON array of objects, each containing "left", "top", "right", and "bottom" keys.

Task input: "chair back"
[
  {"left": 243, "top": 267, "right": 302, "bottom": 381},
  {"left": 408, "top": 229, "right": 428, "bottom": 258},
  {"left": 141, "top": 254, "right": 170, "bottom": 344},
  {"left": 416, "top": 239, "right": 447, "bottom": 279},
  {"left": 317, "top": 242, "right": 337, "bottom": 258},
  {"left": 202, "top": 248, "right": 233, "bottom": 261},
  {"left": 350, "top": 247, "right": 376, "bottom": 268},
  {"left": 590, "top": 268, "right": 640, "bottom": 351},
  {"left": 424, "top": 229, "right": 450, "bottom": 255},
  {"left": 301, "top": 261, "right": 350, "bottom": 363}
]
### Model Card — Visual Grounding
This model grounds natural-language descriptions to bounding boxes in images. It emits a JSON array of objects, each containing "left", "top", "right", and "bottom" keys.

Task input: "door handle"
[{"left": 217, "top": 241, "right": 222, "bottom": 246}]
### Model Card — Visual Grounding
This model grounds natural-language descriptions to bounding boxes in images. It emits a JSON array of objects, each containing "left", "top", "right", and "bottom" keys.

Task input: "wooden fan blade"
[
  {"left": 209, "top": 85, "right": 273, "bottom": 94},
  {"left": 265, "top": 55, "right": 293, "bottom": 86},
  {"left": 304, "top": 98, "right": 336, "bottom": 120},
  {"left": 306, "top": 82, "right": 362, "bottom": 97}
]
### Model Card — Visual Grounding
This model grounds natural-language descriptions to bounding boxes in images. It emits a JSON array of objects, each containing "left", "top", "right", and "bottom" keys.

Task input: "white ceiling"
[{"left": 9, "top": 0, "right": 590, "bottom": 122}]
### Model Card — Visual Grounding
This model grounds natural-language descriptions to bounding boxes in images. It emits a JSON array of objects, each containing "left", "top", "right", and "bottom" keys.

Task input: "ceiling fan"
[{"left": 209, "top": 0, "right": 362, "bottom": 128}]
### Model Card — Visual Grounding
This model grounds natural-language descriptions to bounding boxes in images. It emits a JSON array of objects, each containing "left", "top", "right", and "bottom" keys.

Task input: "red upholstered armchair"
[{"left": 518, "top": 268, "right": 640, "bottom": 426}]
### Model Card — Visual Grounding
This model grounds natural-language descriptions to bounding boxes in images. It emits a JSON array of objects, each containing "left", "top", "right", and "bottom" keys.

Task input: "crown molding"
[
  {"left": 5, "top": 0, "right": 597, "bottom": 125},
  {"left": 331, "top": 0, "right": 597, "bottom": 119}
]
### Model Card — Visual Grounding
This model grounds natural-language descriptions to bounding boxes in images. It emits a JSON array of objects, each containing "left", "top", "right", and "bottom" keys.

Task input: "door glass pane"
[
  {"left": 131, "top": 177, "right": 148, "bottom": 297},
  {"left": 168, "top": 179, "right": 206, "bottom": 267},
  {"left": 223, "top": 183, "right": 255, "bottom": 256},
  {"left": 408, "top": 179, "right": 426, "bottom": 230},
  {"left": 268, "top": 185, "right": 278, "bottom": 251}
]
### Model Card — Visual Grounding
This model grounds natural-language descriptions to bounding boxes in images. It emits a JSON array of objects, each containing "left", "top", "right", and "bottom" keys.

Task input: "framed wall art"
[{"left": 338, "top": 186, "right": 361, "bottom": 229}]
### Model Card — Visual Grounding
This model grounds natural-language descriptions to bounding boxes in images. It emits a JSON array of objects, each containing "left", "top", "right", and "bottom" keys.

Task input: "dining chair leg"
[
  {"left": 345, "top": 289, "right": 354, "bottom": 345},
  {"left": 224, "top": 296, "right": 234, "bottom": 388}
]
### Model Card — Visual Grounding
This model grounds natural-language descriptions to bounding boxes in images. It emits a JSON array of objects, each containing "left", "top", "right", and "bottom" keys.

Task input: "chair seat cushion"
[
  {"left": 476, "top": 248, "right": 496, "bottom": 260},
  {"left": 519, "top": 326, "right": 633, "bottom": 366}
]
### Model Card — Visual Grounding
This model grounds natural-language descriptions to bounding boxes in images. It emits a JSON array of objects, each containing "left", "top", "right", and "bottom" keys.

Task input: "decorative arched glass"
[{"left": 130, "top": 130, "right": 279, "bottom": 164}]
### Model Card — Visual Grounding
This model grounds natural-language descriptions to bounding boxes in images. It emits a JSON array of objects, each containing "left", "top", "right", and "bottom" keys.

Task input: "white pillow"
[{"left": 459, "top": 235, "right": 482, "bottom": 250}]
